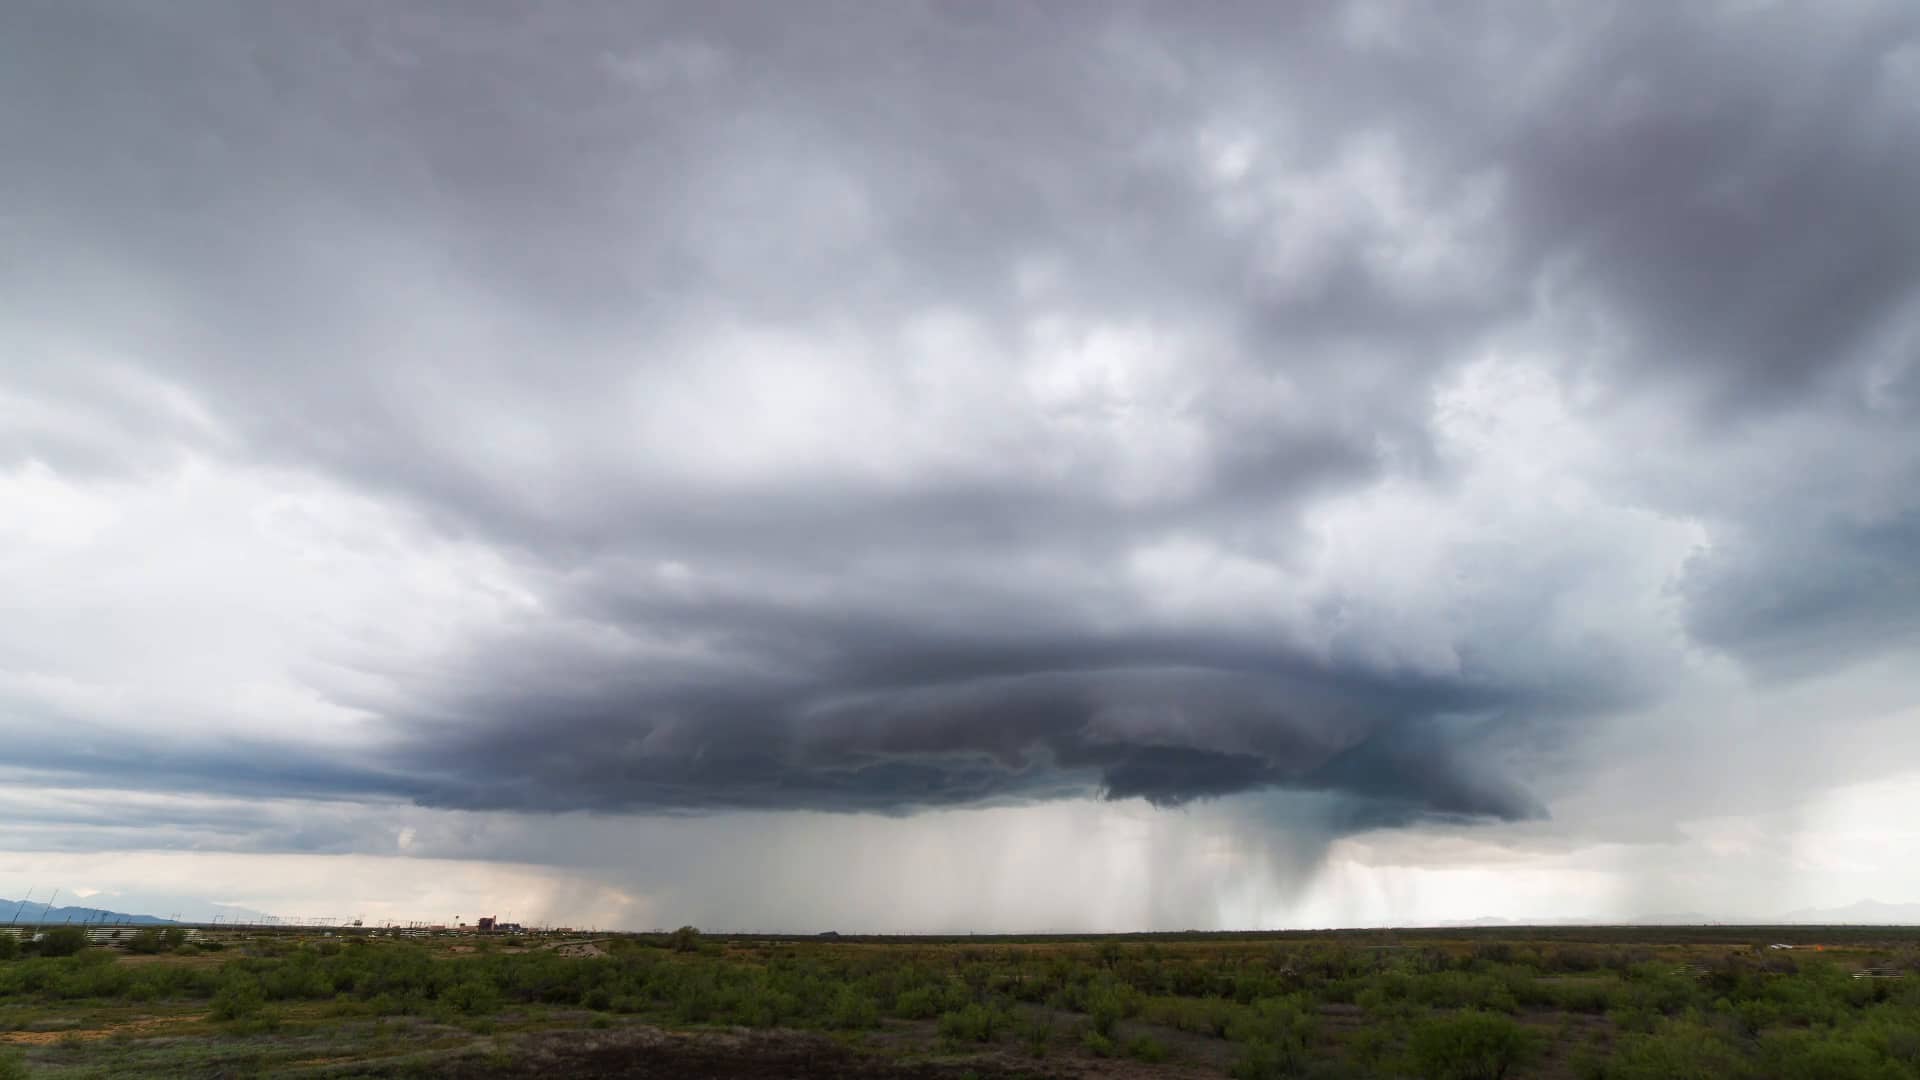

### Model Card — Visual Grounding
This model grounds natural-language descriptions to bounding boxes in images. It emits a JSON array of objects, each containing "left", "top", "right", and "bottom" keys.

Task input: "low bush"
[
  {"left": 1087, "top": 984, "right": 1131, "bottom": 1037},
  {"left": 827, "top": 985, "right": 878, "bottom": 1029},
  {"left": 1018, "top": 1012, "right": 1054, "bottom": 1057},
  {"left": 1232, "top": 1037, "right": 1311, "bottom": 1080},
  {"left": 210, "top": 975, "right": 267, "bottom": 1021},
  {"left": 1407, "top": 1010, "right": 1542, "bottom": 1080},
  {"left": 1601, "top": 1020, "right": 1751, "bottom": 1080},
  {"left": 1143, "top": 993, "right": 1241, "bottom": 1036},
  {"left": 893, "top": 984, "right": 945, "bottom": 1019},
  {"left": 938, "top": 1003, "right": 1002, "bottom": 1043},
  {"left": 31, "top": 927, "right": 88, "bottom": 958},
  {"left": 1228, "top": 995, "right": 1318, "bottom": 1048},
  {"left": 1125, "top": 1034, "right": 1169, "bottom": 1063},
  {"left": 444, "top": 978, "right": 502, "bottom": 1015}
]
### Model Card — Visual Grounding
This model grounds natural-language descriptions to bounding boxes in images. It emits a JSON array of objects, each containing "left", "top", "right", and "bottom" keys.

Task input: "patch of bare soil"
[
  {"left": 0, "top": 1013, "right": 205, "bottom": 1044},
  {"left": 392, "top": 1027, "right": 1066, "bottom": 1079},
  {"left": 114, "top": 952, "right": 223, "bottom": 966}
]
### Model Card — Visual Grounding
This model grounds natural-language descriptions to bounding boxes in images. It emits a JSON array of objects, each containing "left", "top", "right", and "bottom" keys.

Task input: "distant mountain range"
[
  {"left": 0, "top": 894, "right": 278, "bottom": 926},
  {"left": 1436, "top": 901, "right": 1920, "bottom": 928},
  {"left": 1775, "top": 900, "right": 1920, "bottom": 924},
  {"left": 0, "top": 898, "right": 176, "bottom": 925}
]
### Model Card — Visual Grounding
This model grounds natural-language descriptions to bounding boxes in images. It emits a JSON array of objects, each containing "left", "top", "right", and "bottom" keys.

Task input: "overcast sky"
[{"left": 3, "top": 1, "right": 1919, "bottom": 930}]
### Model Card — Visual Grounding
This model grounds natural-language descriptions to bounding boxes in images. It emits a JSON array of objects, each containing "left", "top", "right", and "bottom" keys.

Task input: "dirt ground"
[
  {"left": 0, "top": 1012, "right": 205, "bottom": 1045},
  {"left": 384, "top": 1027, "right": 1039, "bottom": 1078},
  {"left": 365, "top": 1025, "right": 1223, "bottom": 1079}
]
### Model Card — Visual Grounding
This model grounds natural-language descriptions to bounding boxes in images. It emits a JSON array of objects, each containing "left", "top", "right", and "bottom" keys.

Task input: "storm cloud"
[{"left": 4, "top": 1, "right": 1920, "bottom": 924}]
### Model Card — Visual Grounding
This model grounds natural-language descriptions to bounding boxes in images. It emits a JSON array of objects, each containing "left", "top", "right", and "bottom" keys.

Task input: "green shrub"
[
  {"left": 1232, "top": 1037, "right": 1310, "bottom": 1080},
  {"left": 1347, "top": 1022, "right": 1401, "bottom": 1068},
  {"left": 0, "top": 1047, "right": 26, "bottom": 1080},
  {"left": 827, "top": 985, "right": 878, "bottom": 1029},
  {"left": 1603, "top": 1021, "right": 1752, "bottom": 1080},
  {"left": 1550, "top": 979, "right": 1618, "bottom": 1014},
  {"left": 1357, "top": 983, "right": 1419, "bottom": 1021},
  {"left": 1480, "top": 943, "right": 1519, "bottom": 965},
  {"left": 938, "top": 1003, "right": 1002, "bottom": 1043},
  {"left": 1612, "top": 1003, "right": 1658, "bottom": 1033},
  {"left": 31, "top": 927, "right": 88, "bottom": 958},
  {"left": 1549, "top": 947, "right": 1603, "bottom": 973},
  {"left": 124, "top": 928, "right": 168, "bottom": 955},
  {"left": 1731, "top": 996, "right": 1780, "bottom": 1036},
  {"left": 227, "top": 1010, "right": 282, "bottom": 1035},
  {"left": 1412, "top": 971, "right": 1516, "bottom": 1012},
  {"left": 1867, "top": 1013, "right": 1920, "bottom": 1066},
  {"left": 210, "top": 975, "right": 267, "bottom": 1020},
  {"left": 1760, "top": 1029, "right": 1904, "bottom": 1080},
  {"left": 443, "top": 978, "right": 502, "bottom": 1015},
  {"left": 1144, "top": 993, "right": 1241, "bottom": 1036},
  {"left": 1088, "top": 984, "right": 1129, "bottom": 1037},
  {"left": 1622, "top": 963, "right": 1700, "bottom": 1016},
  {"left": 893, "top": 985, "right": 943, "bottom": 1019},
  {"left": 1125, "top": 1034, "right": 1169, "bottom": 1063},
  {"left": 1407, "top": 1011, "right": 1541, "bottom": 1080},
  {"left": 1019, "top": 1013, "right": 1054, "bottom": 1057},
  {"left": 1082, "top": 1029, "right": 1115, "bottom": 1057},
  {"left": 1229, "top": 995, "right": 1318, "bottom": 1048}
]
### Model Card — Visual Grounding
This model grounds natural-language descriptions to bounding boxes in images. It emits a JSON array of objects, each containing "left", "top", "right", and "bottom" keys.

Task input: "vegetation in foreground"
[{"left": 0, "top": 924, "right": 1918, "bottom": 1077}]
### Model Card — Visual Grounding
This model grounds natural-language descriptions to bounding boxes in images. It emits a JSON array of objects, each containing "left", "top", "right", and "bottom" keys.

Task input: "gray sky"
[{"left": 3, "top": 1, "right": 1919, "bottom": 930}]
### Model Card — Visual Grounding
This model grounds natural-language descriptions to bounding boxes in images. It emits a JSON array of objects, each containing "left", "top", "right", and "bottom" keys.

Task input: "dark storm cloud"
[
  {"left": 0, "top": 781, "right": 409, "bottom": 855},
  {"left": 2, "top": 727, "right": 423, "bottom": 806},
  {"left": 378, "top": 600, "right": 1607, "bottom": 818},
  {"left": 5, "top": 1, "right": 1919, "bottom": 830},
  {"left": 1681, "top": 504, "right": 1920, "bottom": 676},
  {"left": 1493, "top": 6, "right": 1920, "bottom": 413}
]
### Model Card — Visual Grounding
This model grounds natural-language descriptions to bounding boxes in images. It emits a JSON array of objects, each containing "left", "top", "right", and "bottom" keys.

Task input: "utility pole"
[
  {"left": 8, "top": 889, "right": 32, "bottom": 926},
  {"left": 37, "top": 889, "right": 59, "bottom": 926}
]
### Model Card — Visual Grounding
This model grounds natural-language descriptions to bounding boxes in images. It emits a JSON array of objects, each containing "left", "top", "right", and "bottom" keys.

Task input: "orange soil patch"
[
  {"left": 114, "top": 952, "right": 224, "bottom": 967},
  {"left": 0, "top": 1013, "right": 206, "bottom": 1045}
]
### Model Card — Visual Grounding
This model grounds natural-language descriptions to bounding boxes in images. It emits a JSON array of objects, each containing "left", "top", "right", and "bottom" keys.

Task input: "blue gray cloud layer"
[{"left": 4, "top": 2, "right": 1917, "bottom": 832}]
